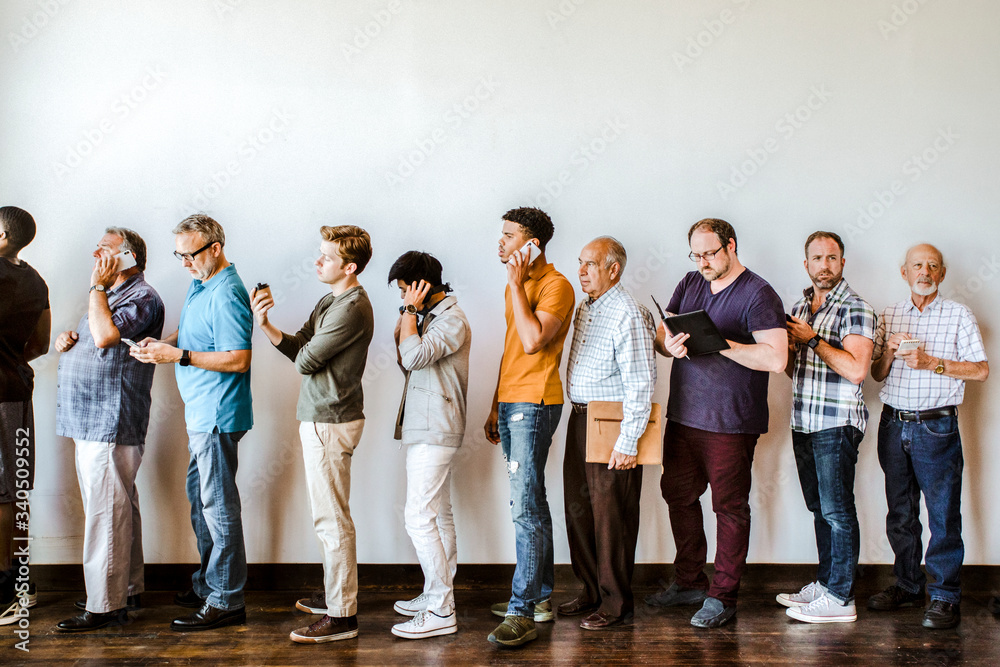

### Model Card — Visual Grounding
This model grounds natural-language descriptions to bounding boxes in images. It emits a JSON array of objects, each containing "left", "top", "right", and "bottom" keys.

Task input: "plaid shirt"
[
  {"left": 56, "top": 273, "right": 165, "bottom": 446},
  {"left": 790, "top": 279, "right": 876, "bottom": 433},
  {"left": 566, "top": 283, "right": 656, "bottom": 455},
  {"left": 874, "top": 295, "right": 987, "bottom": 411}
]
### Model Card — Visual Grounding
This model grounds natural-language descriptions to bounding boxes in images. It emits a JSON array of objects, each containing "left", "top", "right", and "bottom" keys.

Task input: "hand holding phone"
[
  {"left": 121, "top": 338, "right": 140, "bottom": 349},
  {"left": 519, "top": 241, "right": 540, "bottom": 265},
  {"left": 116, "top": 250, "right": 137, "bottom": 272}
]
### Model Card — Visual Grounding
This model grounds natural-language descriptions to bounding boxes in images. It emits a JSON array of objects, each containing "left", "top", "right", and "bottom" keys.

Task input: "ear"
[
  {"left": 211, "top": 242, "right": 223, "bottom": 257},
  {"left": 939, "top": 265, "right": 946, "bottom": 283},
  {"left": 609, "top": 262, "right": 622, "bottom": 281},
  {"left": 345, "top": 262, "right": 359, "bottom": 276},
  {"left": 899, "top": 265, "right": 907, "bottom": 280}
]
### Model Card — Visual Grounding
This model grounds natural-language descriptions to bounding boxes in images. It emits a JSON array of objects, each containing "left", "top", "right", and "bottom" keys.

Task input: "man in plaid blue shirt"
[
  {"left": 780, "top": 232, "right": 875, "bottom": 625},
  {"left": 560, "top": 236, "right": 656, "bottom": 630},
  {"left": 53, "top": 227, "right": 164, "bottom": 632},
  {"left": 869, "top": 243, "right": 988, "bottom": 630}
]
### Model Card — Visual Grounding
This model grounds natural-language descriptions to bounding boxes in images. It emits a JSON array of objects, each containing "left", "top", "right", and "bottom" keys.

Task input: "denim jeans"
[
  {"left": 877, "top": 406, "right": 964, "bottom": 604},
  {"left": 186, "top": 429, "right": 247, "bottom": 611},
  {"left": 498, "top": 401, "right": 561, "bottom": 618},
  {"left": 791, "top": 426, "right": 863, "bottom": 604}
]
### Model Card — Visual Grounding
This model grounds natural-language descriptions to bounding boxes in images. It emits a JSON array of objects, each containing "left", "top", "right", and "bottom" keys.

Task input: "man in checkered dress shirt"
[
  {"left": 781, "top": 232, "right": 875, "bottom": 625},
  {"left": 869, "top": 243, "right": 989, "bottom": 630},
  {"left": 560, "top": 236, "right": 656, "bottom": 629}
]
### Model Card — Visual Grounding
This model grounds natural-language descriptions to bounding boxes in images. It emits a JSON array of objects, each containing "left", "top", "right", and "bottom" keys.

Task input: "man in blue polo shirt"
[{"left": 132, "top": 214, "right": 252, "bottom": 631}]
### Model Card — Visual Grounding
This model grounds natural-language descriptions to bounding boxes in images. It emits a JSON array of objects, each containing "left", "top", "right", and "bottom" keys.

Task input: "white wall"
[{"left": 2, "top": 0, "right": 997, "bottom": 566}]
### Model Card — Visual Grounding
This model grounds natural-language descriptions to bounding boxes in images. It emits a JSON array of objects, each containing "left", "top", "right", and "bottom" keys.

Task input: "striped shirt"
[
  {"left": 56, "top": 273, "right": 165, "bottom": 446},
  {"left": 790, "top": 279, "right": 876, "bottom": 433},
  {"left": 566, "top": 283, "right": 656, "bottom": 456},
  {"left": 874, "top": 295, "right": 987, "bottom": 410}
]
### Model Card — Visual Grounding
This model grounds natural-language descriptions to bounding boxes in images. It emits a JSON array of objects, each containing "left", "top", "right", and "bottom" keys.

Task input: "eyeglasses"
[
  {"left": 173, "top": 241, "right": 216, "bottom": 262},
  {"left": 688, "top": 246, "right": 724, "bottom": 262}
]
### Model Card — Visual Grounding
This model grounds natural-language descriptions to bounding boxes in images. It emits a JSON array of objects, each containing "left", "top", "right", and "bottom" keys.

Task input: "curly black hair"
[{"left": 502, "top": 207, "right": 554, "bottom": 251}]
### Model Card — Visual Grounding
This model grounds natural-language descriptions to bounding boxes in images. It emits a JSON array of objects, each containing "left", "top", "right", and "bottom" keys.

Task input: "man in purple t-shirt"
[{"left": 646, "top": 218, "right": 786, "bottom": 629}]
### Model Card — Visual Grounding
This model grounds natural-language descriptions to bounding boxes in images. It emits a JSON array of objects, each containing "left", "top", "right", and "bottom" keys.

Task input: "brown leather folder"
[{"left": 585, "top": 401, "right": 661, "bottom": 465}]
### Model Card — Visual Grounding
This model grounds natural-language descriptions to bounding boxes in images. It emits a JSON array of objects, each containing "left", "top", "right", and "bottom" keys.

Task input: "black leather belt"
[
  {"left": 571, "top": 402, "right": 588, "bottom": 414},
  {"left": 886, "top": 405, "right": 957, "bottom": 422}
]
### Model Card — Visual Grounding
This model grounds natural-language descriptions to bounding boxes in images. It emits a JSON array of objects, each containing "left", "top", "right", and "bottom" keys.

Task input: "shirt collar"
[
  {"left": 109, "top": 271, "right": 143, "bottom": 296},
  {"left": 194, "top": 264, "right": 237, "bottom": 292},
  {"left": 586, "top": 282, "right": 623, "bottom": 308},
  {"left": 905, "top": 292, "right": 942, "bottom": 314},
  {"left": 802, "top": 278, "right": 850, "bottom": 310}
]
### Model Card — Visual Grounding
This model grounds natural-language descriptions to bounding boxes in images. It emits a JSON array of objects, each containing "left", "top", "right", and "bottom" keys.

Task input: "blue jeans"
[
  {"left": 877, "top": 406, "right": 964, "bottom": 604},
  {"left": 498, "top": 402, "right": 561, "bottom": 618},
  {"left": 791, "top": 426, "right": 862, "bottom": 604},
  {"left": 186, "top": 429, "right": 248, "bottom": 611}
]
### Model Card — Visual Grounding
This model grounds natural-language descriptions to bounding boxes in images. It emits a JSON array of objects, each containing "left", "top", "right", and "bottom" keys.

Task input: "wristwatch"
[
  {"left": 89, "top": 284, "right": 106, "bottom": 293},
  {"left": 403, "top": 304, "right": 417, "bottom": 315},
  {"left": 806, "top": 335, "right": 821, "bottom": 350},
  {"left": 934, "top": 358, "right": 945, "bottom": 374},
  {"left": 179, "top": 349, "right": 191, "bottom": 367}
]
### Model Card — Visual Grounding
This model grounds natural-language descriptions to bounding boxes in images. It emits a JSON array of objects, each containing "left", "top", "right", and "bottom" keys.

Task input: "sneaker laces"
[
  {"left": 308, "top": 614, "right": 333, "bottom": 632},
  {"left": 410, "top": 611, "right": 429, "bottom": 627},
  {"left": 408, "top": 593, "right": 429, "bottom": 606},
  {"left": 799, "top": 581, "right": 825, "bottom": 598}
]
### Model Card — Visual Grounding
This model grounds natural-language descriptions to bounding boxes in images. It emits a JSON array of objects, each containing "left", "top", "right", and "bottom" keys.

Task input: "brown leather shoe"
[
  {"left": 580, "top": 610, "right": 633, "bottom": 630},
  {"left": 289, "top": 614, "right": 359, "bottom": 643},
  {"left": 557, "top": 596, "right": 600, "bottom": 617}
]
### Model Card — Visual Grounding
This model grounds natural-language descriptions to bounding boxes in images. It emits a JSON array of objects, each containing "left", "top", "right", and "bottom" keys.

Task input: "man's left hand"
[
  {"left": 786, "top": 315, "right": 815, "bottom": 346},
  {"left": 609, "top": 450, "right": 637, "bottom": 470},
  {"left": 90, "top": 255, "right": 118, "bottom": 291},
  {"left": 403, "top": 280, "right": 432, "bottom": 311},
  {"left": 130, "top": 341, "right": 182, "bottom": 365},
  {"left": 895, "top": 344, "right": 935, "bottom": 370},
  {"left": 506, "top": 247, "right": 531, "bottom": 287}
]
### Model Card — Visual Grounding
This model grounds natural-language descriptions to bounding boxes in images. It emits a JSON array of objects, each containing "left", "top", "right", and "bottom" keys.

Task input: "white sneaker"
[
  {"left": 391, "top": 609, "right": 457, "bottom": 639},
  {"left": 776, "top": 581, "right": 826, "bottom": 608},
  {"left": 786, "top": 593, "right": 857, "bottom": 624},
  {"left": 393, "top": 593, "right": 430, "bottom": 616},
  {"left": 0, "top": 585, "right": 37, "bottom": 626}
]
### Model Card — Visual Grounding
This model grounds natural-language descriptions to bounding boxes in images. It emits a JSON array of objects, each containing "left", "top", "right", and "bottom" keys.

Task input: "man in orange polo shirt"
[{"left": 484, "top": 207, "right": 575, "bottom": 647}]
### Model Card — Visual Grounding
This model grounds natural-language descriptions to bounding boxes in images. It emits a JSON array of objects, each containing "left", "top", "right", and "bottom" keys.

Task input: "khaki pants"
[{"left": 299, "top": 420, "right": 364, "bottom": 617}]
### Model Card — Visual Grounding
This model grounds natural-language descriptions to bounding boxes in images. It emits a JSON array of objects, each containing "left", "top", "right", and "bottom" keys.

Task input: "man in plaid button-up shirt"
[
  {"left": 781, "top": 232, "right": 875, "bottom": 625},
  {"left": 54, "top": 227, "right": 164, "bottom": 633}
]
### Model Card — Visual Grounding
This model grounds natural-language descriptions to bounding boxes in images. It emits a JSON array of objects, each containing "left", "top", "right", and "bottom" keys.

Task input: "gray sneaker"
[
  {"left": 786, "top": 593, "right": 857, "bottom": 624},
  {"left": 645, "top": 582, "right": 707, "bottom": 607},
  {"left": 776, "top": 581, "right": 826, "bottom": 608},
  {"left": 690, "top": 597, "right": 736, "bottom": 628},
  {"left": 490, "top": 598, "right": 553, "bottom": 622}
]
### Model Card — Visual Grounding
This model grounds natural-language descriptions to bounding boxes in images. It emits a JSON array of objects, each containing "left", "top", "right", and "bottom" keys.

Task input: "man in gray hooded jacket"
[{"left": 386, "top": 251, "right": 471, "bottom": 640}]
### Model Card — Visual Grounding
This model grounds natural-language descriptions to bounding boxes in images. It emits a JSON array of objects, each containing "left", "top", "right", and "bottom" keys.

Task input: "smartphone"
[
  {"left": 896, "top": 339, "right": 922, "bottom": 353},
  {"left": 786, "top": 313, "right": 795, "bottom": 323},
  {"left": 519, "top": 241, "right": 540, "bottom": 265},
  {"left": 116, "top": 250, "right": 137, "bottom": 272},
  {"left": 121, "top": 338, "right": 140, "bottom": 348}
]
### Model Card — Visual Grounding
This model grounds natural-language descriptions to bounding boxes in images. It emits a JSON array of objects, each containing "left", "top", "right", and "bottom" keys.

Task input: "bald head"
[{"left": 901, "top": 243, "right": 946, "bottom": 298}]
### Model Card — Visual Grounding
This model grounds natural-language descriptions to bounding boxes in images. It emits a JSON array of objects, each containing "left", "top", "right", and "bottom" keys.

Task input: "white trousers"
[
  {"left": 74, "top": 440, "right": 144, "bottom": 613},
  {"left": 404, "top": 443, "right": 458, "bottom": 614},
  {"left": 299, "top": 420, "right": 364, "bottom": 618}
]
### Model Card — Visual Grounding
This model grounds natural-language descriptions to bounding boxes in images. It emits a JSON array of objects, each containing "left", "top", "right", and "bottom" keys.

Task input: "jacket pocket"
[{"left": 412, "top": 386, "right": 452, "bottom": 403}]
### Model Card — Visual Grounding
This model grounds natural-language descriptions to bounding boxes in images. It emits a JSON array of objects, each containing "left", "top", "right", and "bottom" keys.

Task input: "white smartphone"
[
  {"left": 519, "top": 241, "right": 540, "bottom": 265},
  {"left": 115, "top": 250, "right": 137, "bottom": 272},
  {"left": 896, "top": 339, "right": 922, "bottom": 353},
  {"left": 121, "top": 338, "right": 140, "bottom": 348}
]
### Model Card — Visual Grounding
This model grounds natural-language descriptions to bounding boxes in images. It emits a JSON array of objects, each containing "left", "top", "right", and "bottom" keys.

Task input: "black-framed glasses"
[
  {"left": 173, "top": 241, "right": 216, "bottom": 262},
  {"left": 688, "top": 246, "right": 724, "bottom": 262}
]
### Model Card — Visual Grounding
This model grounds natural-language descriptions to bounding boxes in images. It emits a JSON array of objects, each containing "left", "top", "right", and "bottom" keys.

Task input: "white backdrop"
[{"left": 2, "top": 0, "right": 996, "bottom": 567}]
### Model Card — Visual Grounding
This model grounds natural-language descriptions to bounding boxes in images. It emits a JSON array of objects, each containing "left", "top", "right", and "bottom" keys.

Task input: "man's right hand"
[
  {"left": 885, "top": 332, "right": 907, "bottom": 354},
  {"left": 55, "top": 330, "right": 79, "bottom": 352},
  {"left": 250, "top": 287, "right": 273, "bottom": 327},
  {"left": 663, "top": 330, "right": 691, "bottom": 358},
  {"left": 484, "top": 406, "right": 501, "bottom": 445}
]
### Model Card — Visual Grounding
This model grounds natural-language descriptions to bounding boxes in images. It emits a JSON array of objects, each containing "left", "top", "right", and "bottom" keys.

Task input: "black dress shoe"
[
  {"left": 174, "top": 589, "right": 206, "bottom": 608},
  {"left": 580, "top": 610, "right": 633, "bottom": 630},
  {"left": 75, "top": 594, "right": 142, "bottom": 612},
  {"left": 922, "top": 599, "right": 960, "bottom": 629},
  {"left": 56, "top": 609, "right": 128, "bottom": 632},
  {"left": 171, "top": 603, "right": 246, "bottom": 632},
  {"left": 557, "top": 596, "right": 600, "bottom": 617}
]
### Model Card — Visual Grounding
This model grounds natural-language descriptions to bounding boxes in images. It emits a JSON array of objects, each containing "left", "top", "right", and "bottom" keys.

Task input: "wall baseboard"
[{"left": 27, "top": 563, "right": 1000, "bottom": 592}]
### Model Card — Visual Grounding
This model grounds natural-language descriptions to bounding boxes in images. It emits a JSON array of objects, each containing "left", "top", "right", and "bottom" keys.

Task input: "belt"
[
  {"left": 571, "top": 402, "right": 588, "bottom": 414},
  {"left": 886, "top": 405, "right": 957, "bottom": 422}
]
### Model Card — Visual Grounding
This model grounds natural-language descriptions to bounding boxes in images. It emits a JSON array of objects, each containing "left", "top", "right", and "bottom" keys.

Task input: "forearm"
[
  {"left": 24, "top": 309, "right": 51, "bottom": 361},
  {"left": 871, "top": 353, "right": 893, "bottom": 382},
  {"left": 510, "top": 285, "right": 544, "bottom": 353},
  {"left": 190, "top": 349, "right": 251, "bottom": 373},
  {"left": 162, "top": 330, "right": 179, "bottom": 346},
  {"left": 815, "top": 342, "right": 869, "bottom": 385},
  {"left": 937, "top": 358, "right": 989, "bottom": 382},
  {"left": 88, "top": 292, "right": 121, "bottom": 348},
  {"left": 259, "top": 320, "right": 284, "bottom": 347},
  {"left": 784, "top": 345, "right": 796, "bottom": 379},
  {"left": 721, "top": 340, "right": 785, "bottom": 373},
  {"left": 399, "top": 313, "right": 419, "bottom": 340}
]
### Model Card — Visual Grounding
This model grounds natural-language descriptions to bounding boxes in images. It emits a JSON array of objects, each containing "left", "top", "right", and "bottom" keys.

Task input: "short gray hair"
[
  {"left": 172, "top": 213, "right": 225, "bottom": 247},
  {"left": 594, "top": 236, "right": 627, "bottom": 272},
  {"left": 105, "top": 226, "right": 147, "bottom": 271}
]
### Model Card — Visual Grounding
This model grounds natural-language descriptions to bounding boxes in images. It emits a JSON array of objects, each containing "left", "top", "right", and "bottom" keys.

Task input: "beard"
[
  {"left": 809, "top": 270, "right": 843, "bottom": 291},
  {"left": 699, "top": 255, "right": 731, "bottom": 282},
  {"left": 912, "top": 280, "right": 939, "bottom": 296}
]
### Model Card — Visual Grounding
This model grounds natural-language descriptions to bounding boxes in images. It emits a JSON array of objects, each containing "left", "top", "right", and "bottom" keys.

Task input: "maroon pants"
[
  {"left": 563, "top": 409, "right": 642, "bottom": 618},
  {"left": 659, "top": 420, "right": 758, "bottom": 606}
]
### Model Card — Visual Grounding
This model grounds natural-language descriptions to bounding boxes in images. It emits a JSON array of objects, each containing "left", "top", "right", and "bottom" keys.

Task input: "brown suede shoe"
[{"left": 290, "top": 614, "right": 359, "bottom": 643}]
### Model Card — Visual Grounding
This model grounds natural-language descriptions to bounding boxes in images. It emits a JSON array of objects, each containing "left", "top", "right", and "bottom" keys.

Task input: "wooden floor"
[{"left": 8, "top": 570, "right": 1000, "bottom": 666}]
